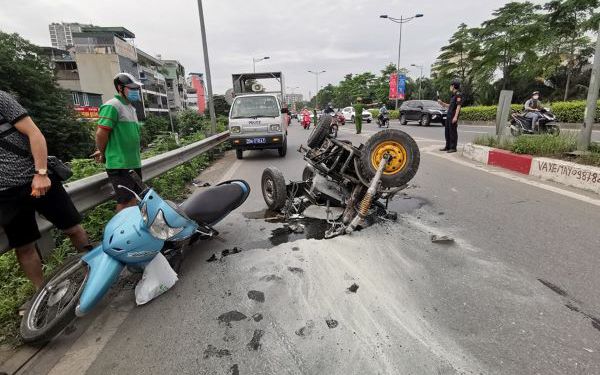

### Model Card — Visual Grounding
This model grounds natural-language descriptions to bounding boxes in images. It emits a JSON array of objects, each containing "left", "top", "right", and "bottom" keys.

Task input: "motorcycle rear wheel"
[
  {"left": 20, "top": 254, "right": 88, "bottom": 344},
  {"left": 358, "top": 129, "right": 420, "bottom": 188}
]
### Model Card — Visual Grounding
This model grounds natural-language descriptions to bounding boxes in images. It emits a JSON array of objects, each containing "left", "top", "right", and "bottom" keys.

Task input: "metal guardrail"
[{"left": 0, "top": 131, "right": 230, "bottom": 255}]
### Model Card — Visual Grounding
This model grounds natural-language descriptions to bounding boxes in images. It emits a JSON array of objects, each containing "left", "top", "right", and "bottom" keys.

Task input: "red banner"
[
  {"left": 74, "top": 105, "right": 99, "bottom": 119},
  {"left": 389, "top": 73, "right": 398, "bottom": 99}
]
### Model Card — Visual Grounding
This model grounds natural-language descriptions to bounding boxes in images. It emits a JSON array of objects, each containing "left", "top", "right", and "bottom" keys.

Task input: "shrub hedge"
[{"left": 461, "top": 101, "right": 600, "bottom": 123}]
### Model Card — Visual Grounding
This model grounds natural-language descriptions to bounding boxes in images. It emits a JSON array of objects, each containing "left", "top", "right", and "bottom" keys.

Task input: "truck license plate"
[{"left": 247, "top": 138, "right": 266, "bottom": 144}]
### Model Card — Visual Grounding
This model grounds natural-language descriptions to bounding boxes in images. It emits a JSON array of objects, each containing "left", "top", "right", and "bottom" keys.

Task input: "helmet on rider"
[{"left": 532, "top": 91, "right": 540, "bottom": 100}]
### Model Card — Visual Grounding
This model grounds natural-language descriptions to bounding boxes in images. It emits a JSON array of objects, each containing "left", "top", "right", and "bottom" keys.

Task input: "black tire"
[
  {"left": 549, "top": 126, "right": 560, "bottom": 136},
  {"left": 367, "top": 119, "right": 371, "bottom": 123},
  {"left": 400, "top": 113, "right": 408, "bottom": 125},
  {"left": 307, "top": 115, "right": 332, "bottom": 149},
  {"left": 261, "top": 167, "right": 287, "bottom": 211},
  {"left": 358, "top": 129, "right": 420, "bottom": 189},
  {"left": 236, "top": 148, "right": 243, "bottom": 159},
  {"left": 278, "top": 139, "right": 287, "bottom": 157},
  {"left": 330, "top": 124, "right": 338, "bottom": 138},
  {"left": 20, "top": 255, "right": 88, "bottom": 344},
  {"left": 421, "top": 114, "right": 431, "bottom": 126}
]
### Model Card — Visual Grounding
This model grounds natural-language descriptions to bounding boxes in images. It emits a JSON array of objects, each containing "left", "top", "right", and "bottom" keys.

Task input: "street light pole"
[
  {"left": 308, "top": 70, "right": 325, "bottom": 109},
  {"left": 253, "top": 56, "right": 270, "bottom": 73},
  {"left": 380, "top": 13, "right": 424, "bottom": 109},
  {"left": 578, "top": 22, "right": 600, "bottom": 151},
  {"left": 196, "top": 0, "right": 216, "bottom": 134},
  {"left": 411, "top": 64, "right": 424, "bottom": 100}
]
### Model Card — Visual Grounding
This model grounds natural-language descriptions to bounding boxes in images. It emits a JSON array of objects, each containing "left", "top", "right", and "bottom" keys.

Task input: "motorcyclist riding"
[
  {"left": 324, "top": 102, "right": 335, "bottom": 115},
  {"left": 378, "top": 104, "right": 389, "bottom": 123},
  {"left": 524, "top": 91, "right": 543, "bottom": 131}
]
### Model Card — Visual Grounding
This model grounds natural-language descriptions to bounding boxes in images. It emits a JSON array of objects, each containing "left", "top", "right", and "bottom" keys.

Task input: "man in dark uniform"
[{"left": 438, "top": 80, "right": 463, "bottom": 153}]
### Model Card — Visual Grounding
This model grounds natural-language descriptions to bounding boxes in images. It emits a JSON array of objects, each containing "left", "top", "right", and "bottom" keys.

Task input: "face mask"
[
  {"left": 126, "top": 89, "right": 141, "bottom": 102},
  {"left": 533, "top": 95, "right": 539, "bottom": 100}
]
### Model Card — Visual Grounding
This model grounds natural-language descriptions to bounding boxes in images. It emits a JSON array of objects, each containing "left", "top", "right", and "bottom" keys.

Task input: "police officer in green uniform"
[
  {"left": 353, "top": 97, "right": 363, "bottom": 134},
  {"left": 438, "top": 80, "right": 463, "bottom": 153}
]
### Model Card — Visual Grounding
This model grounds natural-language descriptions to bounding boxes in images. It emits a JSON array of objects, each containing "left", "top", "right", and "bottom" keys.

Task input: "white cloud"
[{"left": 1, "top": 0, "right": 546, "bottom": 99}]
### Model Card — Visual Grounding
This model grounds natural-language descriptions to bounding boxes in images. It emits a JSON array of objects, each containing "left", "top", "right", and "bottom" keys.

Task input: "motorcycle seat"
[{"left": 180, "top": 180, "right": 250, "bottom": 226}]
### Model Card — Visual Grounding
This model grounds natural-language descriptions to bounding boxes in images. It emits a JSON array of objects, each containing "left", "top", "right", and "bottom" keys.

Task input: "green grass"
[
  {"left": 0, "top": 129, "right": 220, "bottom": 346},
  {"left": 473, "top": 134, "right": 600, "bottom": 167}
]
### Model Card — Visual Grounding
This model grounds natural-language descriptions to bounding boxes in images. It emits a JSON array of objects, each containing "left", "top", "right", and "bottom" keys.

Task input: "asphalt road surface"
[{"left": 16, "top": 120, "right": 600, "bottom": 375}]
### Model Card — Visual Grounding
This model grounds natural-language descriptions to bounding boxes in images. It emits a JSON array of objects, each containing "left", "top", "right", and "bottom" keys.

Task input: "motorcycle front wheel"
[{"left": 20, "top": 254, "right": 88, "bottom": 344}]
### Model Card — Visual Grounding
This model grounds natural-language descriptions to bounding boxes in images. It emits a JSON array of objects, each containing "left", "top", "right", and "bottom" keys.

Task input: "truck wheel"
[
  {"left": 358, "top": 129, "right": 420, "bottom": 189},
  {"left": 307, "top": 115, "right": 331, "bottom": 149},
  {"left": 261, "top": 167, "right": 287, "bottom": 211},
  {"left": 236, "top": 149, "right": 243, "bottom": 160},
  {"left": 278, "top": 140, "right": 287, "bottom": 157}
]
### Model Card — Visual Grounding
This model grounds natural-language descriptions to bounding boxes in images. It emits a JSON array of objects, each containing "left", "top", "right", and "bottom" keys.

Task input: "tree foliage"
[
  {"left": 0, "top": 31, "right": 94, "bottom": 160},
  {"left": 431, "top": 0, "right": 599, "bottom": 105}
]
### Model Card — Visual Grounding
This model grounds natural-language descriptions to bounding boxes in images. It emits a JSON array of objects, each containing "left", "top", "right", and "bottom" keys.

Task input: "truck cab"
[{"left": 228, "top": 72, "right": 287, "bottom": 159}]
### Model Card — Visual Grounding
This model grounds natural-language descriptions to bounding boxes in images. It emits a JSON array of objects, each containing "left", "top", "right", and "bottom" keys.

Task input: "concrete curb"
[{"left": 461, "top": 143, "right": 600, "bottom": 195}]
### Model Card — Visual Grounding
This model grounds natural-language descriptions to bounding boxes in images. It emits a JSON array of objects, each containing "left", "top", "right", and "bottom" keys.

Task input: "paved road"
[
  {"left": 17, "top": 121, "right": 600, "bottom": 375},
  {"left": 385, "top": 119, "right": 600, "bottom": 143}
]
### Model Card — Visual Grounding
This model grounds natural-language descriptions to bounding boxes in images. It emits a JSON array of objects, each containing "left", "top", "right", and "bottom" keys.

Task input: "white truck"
[{"left": 228, "top": 72, "right": 288, "bottom": 159}]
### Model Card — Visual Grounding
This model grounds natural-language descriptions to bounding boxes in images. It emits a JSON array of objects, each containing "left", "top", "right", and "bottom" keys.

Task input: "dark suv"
[{"left": 400, "top": 100, "right": 447, "bottom": 126}]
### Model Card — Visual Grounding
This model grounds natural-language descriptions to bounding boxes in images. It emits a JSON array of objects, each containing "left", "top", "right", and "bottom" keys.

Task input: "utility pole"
[
  {"left": 253, "top": 56, "right": 270, "bottom": 73},
  {"left": 308, "top": 70, "right": 325, "bottom": 109},
  {"left": 380, "top": 13, "right": 423, "bottom": 109},
  {"left": 196, "top": 0, "right": 216, "bottom": 134},
  {"left": 411, "top": 64, "right": 424, "bottom": 100},
  {"left": 578, "top": 22, "right": 600, "bottom": 151}
]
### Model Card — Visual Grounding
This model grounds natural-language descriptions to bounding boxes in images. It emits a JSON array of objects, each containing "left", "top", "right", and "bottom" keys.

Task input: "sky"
[{"left": 1, "top": 0, "right": 545, "bottom": 99}]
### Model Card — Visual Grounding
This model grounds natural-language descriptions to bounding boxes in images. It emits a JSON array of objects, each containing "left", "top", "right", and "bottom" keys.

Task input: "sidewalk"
[{"left": 462, "top": 143, "right": 600, "bottom": 195}]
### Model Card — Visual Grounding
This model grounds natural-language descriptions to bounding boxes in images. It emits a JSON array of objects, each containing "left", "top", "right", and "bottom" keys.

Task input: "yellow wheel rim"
[{"left": 370, "top": 141, "right": 407, "bottom": 175}]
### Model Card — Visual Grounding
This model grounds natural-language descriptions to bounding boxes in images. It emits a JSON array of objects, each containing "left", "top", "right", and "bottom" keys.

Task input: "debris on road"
[
  {"left": 325, "top": 319, "right": 339, "bottom": 329},
  {"left": 288, "top": 223, "right": 305, "bottom": 234},
  {"left": 206, "top": 247, "right": 243, "bottom": 262},
  {"left": 218, "top": 311, "right": 247, "bottom": 326},
  {"left": 295, "top": 320, "right": 315, "bottom": 337},
  {"left": 252, "top": 313, "right": 263, "bottom": 322},
  {"left": 230, "top": 364, "right": 239, "bottom": 375},
  {"left": 287, "top": 266, "right": 304, "bottom": 274},
  {"left": 247, "top": 290, "right": 265, "bottom": 303},
  {"left": 247, "top": 329, "right": 264, "bottom": 351},
  {"left": 430, "top": 234, "right": 455, "bottom": 243},
  {"left": 347, "top": 283, "right": 359, "bottom": 293},
  {"left": 203, "top": 345, "right": 231, "bottom": 358}
]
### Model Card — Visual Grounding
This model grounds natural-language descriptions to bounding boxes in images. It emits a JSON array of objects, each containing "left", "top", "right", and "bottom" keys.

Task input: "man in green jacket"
[
  {"left": 353, "top": 97, "right": 364, "bottom": 134},
  {"left": 92, "top": 73, "right": 143, "bottom": 212}
]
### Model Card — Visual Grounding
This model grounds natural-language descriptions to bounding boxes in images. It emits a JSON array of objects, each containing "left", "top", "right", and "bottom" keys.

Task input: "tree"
[
  {"left": 477, "top": 2, "right": 544, "bottom": 91},
  {"left": 0, "top": 31, "right": 94, "bottom": 160},
  {"left": 177, "top": 109, "right": 207, "bottom": 137},
  {"left": 212, "top": 95, "right": 231, "bottom": 117},
  {"left": 432, "top": 23, "right": 482, "bottom": 105},
  {"left": 543, "top": 0, "right": 599, "bottom": 100},
  {"left": 140, "top": 114, "right": 170, "bottom": 147}
]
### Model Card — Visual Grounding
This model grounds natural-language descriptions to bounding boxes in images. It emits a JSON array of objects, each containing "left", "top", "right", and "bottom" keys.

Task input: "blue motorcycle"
[{"left": 20, "top": 174, "right": 250, "bottom": 343}]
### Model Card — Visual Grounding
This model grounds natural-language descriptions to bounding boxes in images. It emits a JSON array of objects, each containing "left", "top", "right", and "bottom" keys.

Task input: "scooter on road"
[{"left": 20, "top": 172, "right": 250, "bottom": 344}]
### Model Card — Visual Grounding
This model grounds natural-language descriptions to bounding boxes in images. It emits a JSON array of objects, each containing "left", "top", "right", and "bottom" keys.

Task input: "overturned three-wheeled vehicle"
[{"left": 261, "top": 115, "right": 420, "bottom": 238}]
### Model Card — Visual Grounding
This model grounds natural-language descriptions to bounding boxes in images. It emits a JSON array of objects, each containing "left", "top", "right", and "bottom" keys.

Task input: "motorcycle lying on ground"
[
  {"left": 261, "top": 115, "right": 420, "bottom": 238},
  {"left": 20, "top": 173, "right": 250, "bottom": 344},
  {"left": 377, "top": 113, "right": 390, "bottom": 128},
  {"left": 508, "top": 108, "right": 560, "bottom": 136}
]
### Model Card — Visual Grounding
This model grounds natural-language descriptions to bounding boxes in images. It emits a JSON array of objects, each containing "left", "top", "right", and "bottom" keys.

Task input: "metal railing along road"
[{"left": 0, "top": 131, "right": 230, "bottom": 255}]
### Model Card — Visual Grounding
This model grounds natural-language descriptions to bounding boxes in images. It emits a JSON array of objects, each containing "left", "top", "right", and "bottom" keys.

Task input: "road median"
[{"left": 462, "top": 143, "right": 600, "bottom": 195}]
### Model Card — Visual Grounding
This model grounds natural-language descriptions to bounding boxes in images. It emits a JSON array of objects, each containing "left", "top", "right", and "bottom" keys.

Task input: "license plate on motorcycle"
[{"left": 247, "top": 138, "right": 266, "bottom": 144}]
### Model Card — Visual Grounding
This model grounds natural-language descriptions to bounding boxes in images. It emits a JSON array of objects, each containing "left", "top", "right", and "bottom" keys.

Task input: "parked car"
[
  {"left": 399, "top": 100, "right": 447, "bottom": 126},
  {"left": 341, "top": 107, "right": 372, "bottom": 123}
]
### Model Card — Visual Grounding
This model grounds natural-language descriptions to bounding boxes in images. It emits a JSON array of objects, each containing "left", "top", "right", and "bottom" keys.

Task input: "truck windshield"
[{"left": 231, "top": 96, "right": 280, "bottom": 118}]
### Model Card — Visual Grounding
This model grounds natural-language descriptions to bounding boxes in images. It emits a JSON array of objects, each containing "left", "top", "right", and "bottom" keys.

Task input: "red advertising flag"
[{"left": 389, "top": 73, "right": 398, "bottom": 99}]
